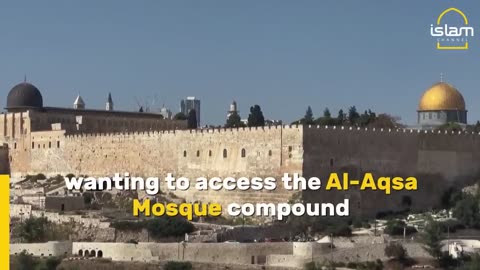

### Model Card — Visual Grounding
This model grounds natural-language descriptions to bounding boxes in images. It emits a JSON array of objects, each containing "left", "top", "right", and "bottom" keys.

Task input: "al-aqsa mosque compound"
[{"left": 1, "top": 79, "right": 480, "bottom": 218}]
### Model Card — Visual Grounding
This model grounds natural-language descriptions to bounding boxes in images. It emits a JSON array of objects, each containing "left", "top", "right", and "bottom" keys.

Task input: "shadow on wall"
[{"left": 0, "top": 144, "right": 10, "bottom": 175}]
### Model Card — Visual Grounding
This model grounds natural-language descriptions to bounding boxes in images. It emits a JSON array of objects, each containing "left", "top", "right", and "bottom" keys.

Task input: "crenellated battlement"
[
  {"left": 60, "top": 123, "right": 480, "bottom": 142},
  {"left": 304, "top": 124, "right": 480, "bottom": 136},
  {"left": 62, "top": 124, "right": 304, "bottom": 140},
  {"left": 10, "top": 120, "right": 480, "bottom": 218}
]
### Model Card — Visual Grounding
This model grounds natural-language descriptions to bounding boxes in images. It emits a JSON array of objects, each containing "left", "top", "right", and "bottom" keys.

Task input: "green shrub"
[
  {"left": 110, "top": 220, "right": 144, "bottom": 231},
  {"left": 165, "top": 261, "right": 192, "bottom": 270},
  {"left": 385, "top": 242, "right": 407, "bottom": 261},
  {"left": 17, "top": 217, "right": 49, "bottom": 243},
  {"left": 439, "top": 219, "right": 465, "bottom": 233},
  {"left": 36, "top": 256, "right": 62, "bottom": 270},
  {"left": 352, "top": 218, "right": 363, "bottom": 228},
  {"left": 346, "top": 262, "right": 357, "bottom": 268},
  {"left": 11, "top": 252, "right": 61, "bottom": 270},
  {"left": 453, "top": 194, "right": 480, "bottom": 229},
  {"left": 351, "top": 260, "right": 383, "bottom": 270},
  {"left": 325, "top": 222, "right": 351, "bottom": 237},
  {"left": 36, "top": 173, "right": 47, "bottom": 180},
  {"left": 14, "top": 251, "right": 37, "bottom": 270},
  {"left": 111, "top": 217, "right": 194, "bottom": 238},
  {"left": 146, "top": 216, "right": 194, "bottom": 238},
  {"left": 304, "top": 261, "right": 335, "bottom": 270},
  {"left": 82, "top": 192, "right": 95, "bottom": 205},
  {"left": 384, "top": 220, "right": 416, "bottom": 236}
]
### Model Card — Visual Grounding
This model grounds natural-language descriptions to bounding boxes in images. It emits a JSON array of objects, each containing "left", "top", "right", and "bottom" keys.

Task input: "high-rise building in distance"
[{"left": 181, "top": 97, "right": 201, "bottom": 126}]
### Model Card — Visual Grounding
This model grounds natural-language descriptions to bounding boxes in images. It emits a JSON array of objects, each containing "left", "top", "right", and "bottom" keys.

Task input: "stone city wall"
[
  {"left": 15, "top": 126, "right": 303, "bottom": 208},
  {"left": 302, "top": 125, "right": 480, "bottom": 217},
  {"left": 10, "top": 241, "right": 72, "bottom": 257},
  {"left": 10, "top": 241, "right": 431, "bottom": 268},
  {"left": 72, "top": 242, "right": 293, "bottom": 265},
  {"left": 267, "top": 242, "right": 431, "bottom": 268},
  {"left": 10, "top": 204, "right": 110, "bottom": 228},
  {"left": 6, "top": 125, "right": 480, "bottom": 217}
]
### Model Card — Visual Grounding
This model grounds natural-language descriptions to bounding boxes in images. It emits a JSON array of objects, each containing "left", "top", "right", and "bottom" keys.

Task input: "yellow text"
[
  {"left": 132, "top": 199, "right": 222, "bottom": 220},
  {"left": 325, "top": 173, "right": 417, "bottom": 194}
]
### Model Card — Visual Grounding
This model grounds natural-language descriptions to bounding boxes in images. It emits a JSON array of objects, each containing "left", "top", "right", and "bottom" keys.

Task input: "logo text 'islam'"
[{"left": 430, "top": 7, "right": 475, "bottom": 50}]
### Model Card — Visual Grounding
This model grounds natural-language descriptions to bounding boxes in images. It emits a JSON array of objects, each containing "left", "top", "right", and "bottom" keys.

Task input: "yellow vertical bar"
[{"left": 0, "top": 175, "right": 9, "bottom": 269}]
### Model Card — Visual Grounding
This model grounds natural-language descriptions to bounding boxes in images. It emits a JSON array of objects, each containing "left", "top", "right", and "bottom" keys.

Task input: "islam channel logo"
[{"left": 430, "top": 7, "right": 475, "bottom": 50}]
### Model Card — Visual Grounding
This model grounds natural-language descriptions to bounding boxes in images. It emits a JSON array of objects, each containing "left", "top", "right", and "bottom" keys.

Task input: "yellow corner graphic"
[
  {"left": 0, "top": 174, "right": 9, "bottom": 269},
  {"left": 437, "top": 41, "right": 469, "bottom": 50},
  {"left": 437, "top": 7, "right": 469, "bottom": 25}
]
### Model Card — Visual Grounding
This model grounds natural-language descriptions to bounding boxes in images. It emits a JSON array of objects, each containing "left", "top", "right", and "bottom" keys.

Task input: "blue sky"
[{"left": 0, "top": 1, "right": 479, "bottom": 125}]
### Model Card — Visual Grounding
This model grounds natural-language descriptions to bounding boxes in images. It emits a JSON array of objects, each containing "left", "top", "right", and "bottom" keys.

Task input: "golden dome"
[{"left": 418, "top": 82, "right": 466, "bottom": 111}]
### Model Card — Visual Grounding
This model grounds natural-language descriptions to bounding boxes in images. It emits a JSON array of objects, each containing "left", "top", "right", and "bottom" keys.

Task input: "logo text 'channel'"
[{"left": 430, "top": 7, "right": 474, "bottom": 50}]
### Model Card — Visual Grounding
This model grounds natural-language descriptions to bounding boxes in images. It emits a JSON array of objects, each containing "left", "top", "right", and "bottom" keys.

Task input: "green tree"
[
  {"left": 18, "top": 217, "right": 49, "bottom": 243},
  {"left": 401, "top": 195, "right": 412, "bottom": 209},
  {"left": 323, "top": 108, "right": 331, "bottom": 118},
  {"left": 304, "top": 106, "right": 314, "bottom": 125},
  {"left": 187, "top": 109, "right": 198, "bottom": 129},
  {"left": 421, "top": 218, "right": 444, "bottom": 260},
  {"left": 15, "top": 251, "right": 37, "bottom": 270},
  {"left": 247, "top": 105, "right": 265, "bottom": 127},
  {"left": 348, "top": 106, "right": 360, "bottom": 125},
  {"left": 36, "top": 257, "right": 62, "bottom": 270},
  {"left": 82, "top": 192, "right": 94, "bottom": 205},
  {"left": 474, "top": 121, "right": 480, "bottom": 133},
  {"left": 369, "top": 113, "right": 402, "bottom": 129},
  {"left": 165, "top": 261, "right": 192, "bottom": 270},
  {"left": 384, "top": 242, "right": 407, "bottom": 261},
  {"left": 436, "top": 122, "right": 462, "bottom": 132},
  {"left": 463, "top": 253, "right": 480, "bottom": 270},
  {"left": 146, "top": 216, "right": 194, "bottom": 238},
  {"left": 384, "top": 220, "right": 416, "bottom": 236},
  {"left": 315, "top": 116, "right": 336, "bottom": 126},
  {"left": 337, "top": 109, "right": 345, "bottom": 125},
  {"left": 453, "top": 193, "right": 480, "bottom": 228},
  {"left": 173, "top": 112, "right": 187, "bottom": 120},
  {"left": 225, "top": 111, "right": 244, "bottom": 128},
  {"left": 440, "top": 187, "right": 463, "bottom": 209}
]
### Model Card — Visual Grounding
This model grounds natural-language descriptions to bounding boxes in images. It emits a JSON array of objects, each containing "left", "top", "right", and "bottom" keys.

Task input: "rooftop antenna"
[{"left": 24, "top": 74, "right": 27, "bottom": 83}]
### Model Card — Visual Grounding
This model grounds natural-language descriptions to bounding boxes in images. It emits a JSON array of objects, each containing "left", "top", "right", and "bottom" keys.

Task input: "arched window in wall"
[
  {"left": 223, "top": 149, "right": 227, "bottom": 158},
  {"left": 241, "top": 148, "right": 246, "bottom": 158},
  {"left": 183, "top": 150, "right": 187, "bottom": 157}
]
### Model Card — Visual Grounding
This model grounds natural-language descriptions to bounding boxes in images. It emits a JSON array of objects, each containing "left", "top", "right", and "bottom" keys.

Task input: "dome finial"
[
  {"left": 440, "top": 72, "right": 444, "bottom": 83},
  {"left": 24, "top": 74, "right": 27, "bottom": 83}
]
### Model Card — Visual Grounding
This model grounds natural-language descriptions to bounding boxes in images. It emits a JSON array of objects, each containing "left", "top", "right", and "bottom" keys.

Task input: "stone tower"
[
  {"left": 73, "top": 94, "right": 85, "bottom": 110},
  {"left": 106, "top": 92, "right": 114, "bottom": 111},
  {"left": 227, "top": 100, "right": 238, "bottom": 119}
]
